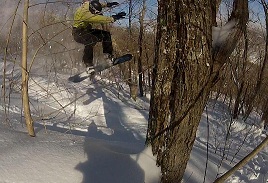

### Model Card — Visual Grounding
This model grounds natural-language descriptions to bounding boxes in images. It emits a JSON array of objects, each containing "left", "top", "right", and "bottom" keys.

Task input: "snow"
[
  {"left": 0, "top": 60, "right": 268, "bottom": 183},
  {"left": 212, "top": 20, "right": 237, "bottom": 49}
]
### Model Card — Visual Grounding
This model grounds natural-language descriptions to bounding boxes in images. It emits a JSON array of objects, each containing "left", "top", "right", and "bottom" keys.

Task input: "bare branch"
[{"left": 214, "top": 136, "right": 268, "bottom": 183}]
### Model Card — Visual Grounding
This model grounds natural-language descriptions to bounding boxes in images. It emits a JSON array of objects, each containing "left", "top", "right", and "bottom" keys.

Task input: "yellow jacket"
[{"left": 73, "top": 2, "right": 114, "bottom": 28}]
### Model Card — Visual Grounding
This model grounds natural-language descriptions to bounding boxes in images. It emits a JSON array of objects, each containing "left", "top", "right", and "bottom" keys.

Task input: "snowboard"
[{"left": 68, "top": 54, "right": 133, "bottom": 83}]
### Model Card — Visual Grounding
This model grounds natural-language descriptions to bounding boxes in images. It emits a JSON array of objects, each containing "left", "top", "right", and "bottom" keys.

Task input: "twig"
[{"left": 214, "top": 135, "right": 268, "bottom": 183}]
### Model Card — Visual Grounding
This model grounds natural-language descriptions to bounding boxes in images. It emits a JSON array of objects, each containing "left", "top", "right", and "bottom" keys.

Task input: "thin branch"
[{"left": 214, "top": 136, "right": 268, "bottom": 183}]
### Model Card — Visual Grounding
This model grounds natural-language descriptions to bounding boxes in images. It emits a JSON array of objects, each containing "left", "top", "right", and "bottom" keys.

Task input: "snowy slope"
[
  {"left": 0, "top": 61, "right": 161, "bottom": 183},
  {"left": 0, "top": 61, "right": 267, "bottom": 183},
  {"left": 184, "top": 100, "right": 268, "bottom": 183}
]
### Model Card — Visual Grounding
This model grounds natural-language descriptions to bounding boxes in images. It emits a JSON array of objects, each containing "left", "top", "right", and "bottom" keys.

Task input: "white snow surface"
[{"left": 0, "top": 61, "right": 267, "bottom": 183}]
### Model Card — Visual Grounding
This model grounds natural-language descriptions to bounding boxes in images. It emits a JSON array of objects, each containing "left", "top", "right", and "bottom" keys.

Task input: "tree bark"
[
  {"left": 147, "top": 0, "right": 248, "bottom": 182},
  {"left": 147, "top": 1, "right": 213, "bottom": 182}
]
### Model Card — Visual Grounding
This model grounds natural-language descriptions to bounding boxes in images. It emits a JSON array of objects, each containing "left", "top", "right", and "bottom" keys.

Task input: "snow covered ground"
[{"left": 0, "top": 61, "right": 267, "bottom": 183}]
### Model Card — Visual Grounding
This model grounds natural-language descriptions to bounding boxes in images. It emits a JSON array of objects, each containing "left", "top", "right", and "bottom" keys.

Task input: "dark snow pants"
[{"left": 72, "top": 26, "right": 113, "bottom": 67}]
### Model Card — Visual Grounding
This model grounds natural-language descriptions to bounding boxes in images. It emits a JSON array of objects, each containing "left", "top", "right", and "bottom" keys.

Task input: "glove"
[
  {"left": 112, "top": 12, "right": 126, "bottom": 21},
  {"left": 107, "top": 2, "right": 119, "bottom": 7}
]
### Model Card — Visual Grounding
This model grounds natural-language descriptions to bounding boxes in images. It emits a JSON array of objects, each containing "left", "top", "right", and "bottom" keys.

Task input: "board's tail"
[{"left": 113, "top": 54, "right": 133, "bottom": 65}]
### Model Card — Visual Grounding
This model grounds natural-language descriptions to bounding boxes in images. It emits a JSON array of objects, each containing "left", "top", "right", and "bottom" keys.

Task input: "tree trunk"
[
  {"left": 127, "top": 0, "right": 138, "bottom": 100},
  {"left": 22, "top": 0, "right": 35, "bottom": 137},
  {"left": 147, "top": 1, "right": 213, "bottom": 182},
  {"left": 232, "top": 33, "right": 248, "bottom": 119},
  {"left": 147, "top": 0, "right": 248, "bottom": 182},
  {"left": 262, "top": 102, "right": 268, "bottom": 129},
  {"left": 138, "top": 0, "right": 146, "bottom": 97}
]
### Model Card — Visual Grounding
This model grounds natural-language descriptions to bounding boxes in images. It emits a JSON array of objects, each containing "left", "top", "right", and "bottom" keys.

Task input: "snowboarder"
[{"left": 72, "top": 0, "right": 126, "bottom": 74}]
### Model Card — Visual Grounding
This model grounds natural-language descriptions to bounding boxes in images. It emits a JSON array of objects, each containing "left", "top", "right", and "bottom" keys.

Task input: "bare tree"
[
  {"left": 137, "top": 0, "right": 146, "bottom": 97},
  {"left": 127, "top": 0, "right": 138, "bottom": 100},
  {"left": 243, "top": 0, "right": 268, "bottom": 119},
  {"left": 2, "top": 0, "right": 22, "bottom": 125},
  {"left": 146, "top": 0, "right": 248, "bottom": 182},
  {"left": 231, "top": 32, "right": 248, "bottom": 119},
  {"left": 22, "top": 0, "right": 35, "bottom": 137}
]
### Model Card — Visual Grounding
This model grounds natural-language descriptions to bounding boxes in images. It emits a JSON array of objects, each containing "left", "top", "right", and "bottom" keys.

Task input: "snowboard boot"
[
  {"left": 86, "top": 66, "right": 95, "bottom": 74},
  {"left": 103, "top": 53, "right": 114, "bottom": 64},
  {"left": 85, "top": 66, "right": 95, "bottom": 80}
]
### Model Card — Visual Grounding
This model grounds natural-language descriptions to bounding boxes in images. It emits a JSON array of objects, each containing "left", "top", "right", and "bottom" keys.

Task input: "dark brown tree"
[{"left": 146, "top": 0, "right": 248, "bottom": 182}]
